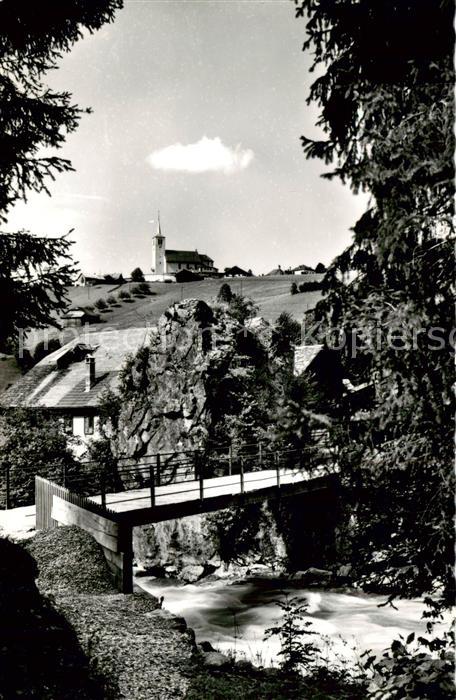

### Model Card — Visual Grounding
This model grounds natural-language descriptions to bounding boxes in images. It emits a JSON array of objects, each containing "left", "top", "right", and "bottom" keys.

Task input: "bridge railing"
[{"left": 1, "top": 433, "right": 336, "bottom": 510}]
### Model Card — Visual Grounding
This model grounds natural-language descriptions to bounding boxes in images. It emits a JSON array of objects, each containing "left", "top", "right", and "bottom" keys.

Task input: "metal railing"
[{"left": 1, "top": 432, "right": 335, "bottom": 511}]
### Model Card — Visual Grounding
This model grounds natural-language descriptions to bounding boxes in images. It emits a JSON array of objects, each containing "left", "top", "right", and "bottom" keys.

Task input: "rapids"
[{"left": 136, "top": 575, "right": 429, "bottom": 667}]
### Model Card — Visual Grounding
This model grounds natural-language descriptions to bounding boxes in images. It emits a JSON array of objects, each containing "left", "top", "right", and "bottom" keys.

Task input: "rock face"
[
  {"left": 116, "top": 299, "right": 244, "bottom": 458},
  {"left": 133, "top": 503, "right": 288, "bottom": 580},
  {"left": 133, "top": 515, "right": 218, "bottom": 580}
]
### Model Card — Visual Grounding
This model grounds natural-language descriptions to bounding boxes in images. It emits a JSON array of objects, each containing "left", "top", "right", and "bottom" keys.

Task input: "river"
[{"left": 136, "top": 574, "right": 429, "bottom": 667}]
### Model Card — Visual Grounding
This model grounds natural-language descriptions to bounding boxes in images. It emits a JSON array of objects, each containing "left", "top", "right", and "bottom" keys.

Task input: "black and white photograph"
[{"left": 0, "top": 1, "right": 454, "bottom": 698}]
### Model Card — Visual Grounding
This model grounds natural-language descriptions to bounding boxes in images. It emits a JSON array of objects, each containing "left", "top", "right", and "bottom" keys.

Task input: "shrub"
[
  {"left": 94, "top": 298, "right": 108, "bottom": 310},
  {"left": 137, "top": 282, "right": 151, "bottom": 295},
  {"left": 130, "top": 267, "right": 145, "bottom": 282},
  {"left": 290, "top": 282, "right": 298, "bottom": 295},
  {"left": 271, "top": 312, "right": 301, "bottom": 358},
  {"left": 217, "top": 283, "right": 233, "bottom": 303},
  {"left": 117, "top": 289, "right": 131, "bottom": 301},
  {"left": 265, "top": 595, "right": 319, "bottom": 675},
  {"left": 0, "top": 409, "right": 80, "bottom": 507},
  {"left": 228, "top": 294, "right": 257, "bottom": 324},
  {"left": 298, "top": 280, "right": 322, "bottom": 293},
  {"left": 106, "top": 294, "right": 117, "bottom": 306}
]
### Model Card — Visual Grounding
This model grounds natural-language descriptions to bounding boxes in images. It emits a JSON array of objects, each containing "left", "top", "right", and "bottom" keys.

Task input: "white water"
[{"left": 136, "top": 575, "right": 430, "bottom": 667}]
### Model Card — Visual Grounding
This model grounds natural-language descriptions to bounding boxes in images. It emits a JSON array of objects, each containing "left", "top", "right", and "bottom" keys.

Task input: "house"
[
  {"left": 74, "top": 272, "right": 124, "bottom": 287},
  {"left": 293, "top": 344, "right": 344, "bottom": 399},
  {"left": 147, "top": 214, "right": 218, "bottom": 281},
  {"left": 74, "top": 273, "right": 107, "bottom": 287},
  {"left": 60, "top": 308, "right": 100, "bottom": 327},
  {"left": 224, "top": 266, "right": 252, "bottom": 277},
  {"left": 1, "top": 327, "right": 152, "bottom": 455},
  {"left": 293, "top": 264, "right": 315, "bottom": 275}
]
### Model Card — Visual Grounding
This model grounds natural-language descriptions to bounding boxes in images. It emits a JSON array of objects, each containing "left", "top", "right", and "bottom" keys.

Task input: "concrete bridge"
[{"left": 35, "top": 441, "right": 338, "bottom": 592}]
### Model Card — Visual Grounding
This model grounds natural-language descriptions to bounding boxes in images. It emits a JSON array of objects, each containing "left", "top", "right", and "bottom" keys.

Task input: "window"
[
  {"left": 62, "top": 415, "right": 73, "bottom": 435},
  {"left": 84, "top": 415, "right": 95, "bottom": 435}
]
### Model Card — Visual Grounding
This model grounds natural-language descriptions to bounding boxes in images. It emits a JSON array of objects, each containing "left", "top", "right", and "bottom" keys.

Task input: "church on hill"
[{"left": 145, "top": 214, "right": 218, "bottom": 281}]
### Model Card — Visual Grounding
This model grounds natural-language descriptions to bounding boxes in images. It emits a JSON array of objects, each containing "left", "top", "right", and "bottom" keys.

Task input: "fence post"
[
  {"left": 228, "top": 445, "right": 233, "bottom": 476},
  {"left": 5, "top": 463, "right": 11, "bottom": 510},
  {"left": 100, "top": 471, "right": 106, "bottom": 510},
  {"left": 275, "top": 452, "right": 281, "bottom": 488},
  {"left": 62, "top": 463, "right": 67, "bottom": 488},
  {"left": 150, "top": 465, "right": 156, "bottom": 507},
  {"left": 156, "top": 454, "right": 161, "bottom": 487},
  {"left": 240, "top": 457, "right": 245, "bottom": 494},
  {"left": 199, "top": 455, "right": 204, "bottom": 500}
]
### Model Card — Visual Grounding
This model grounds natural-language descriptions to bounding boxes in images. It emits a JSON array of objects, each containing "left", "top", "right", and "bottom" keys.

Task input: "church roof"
[{"left": 165, "top": 249, "right": 214, "bottom": 265}]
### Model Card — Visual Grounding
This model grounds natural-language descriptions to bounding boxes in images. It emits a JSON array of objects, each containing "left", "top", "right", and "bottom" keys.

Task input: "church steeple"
[
  {"left": 156, "top": 210, "right": 163, "bottom": 238},
  {"left": 152, "top": 211, "right": 166, "bottom": 274}
]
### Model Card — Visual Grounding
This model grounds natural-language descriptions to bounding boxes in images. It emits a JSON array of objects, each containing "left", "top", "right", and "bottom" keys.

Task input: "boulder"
[
  {"left": 179, "top": 564, "right": 205, "bottom": 583},
  {"left": 201, "top": 651, "right": 231, "bottom": 669},
  {"left": 291, "top": 567, "right": 333, "bottom": 585}
]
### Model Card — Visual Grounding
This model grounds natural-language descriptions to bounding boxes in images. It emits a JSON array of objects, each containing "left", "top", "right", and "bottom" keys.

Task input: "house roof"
[
  {"left": 1, "top": 327, "right": 153, "bottom": 410},
  {"left": 199, "top": 254, "right": 214, "bottom": 265},
  {"left": 225, "top": 265, "right": 249, "bottom": 276},
  {"left": 293, "top": 344, "right": 324, "bottom": 376},
  {"left": 292, "top": 264, "right": 315, "bottom": 272},
  {"left": 61, "top": 308, "right": 88, "bottom": 319},
  {"left": 165, "top": 249, "right": 214, "bottom": 265}
]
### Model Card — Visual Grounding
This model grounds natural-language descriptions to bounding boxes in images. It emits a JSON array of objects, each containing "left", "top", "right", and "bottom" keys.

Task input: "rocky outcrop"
[{"left": 115, "top": 299, "right": 246, "bottom": 458}]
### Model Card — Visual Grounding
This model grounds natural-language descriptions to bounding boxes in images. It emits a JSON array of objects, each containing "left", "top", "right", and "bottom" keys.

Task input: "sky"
[{"left": 6, "top": 0, "right": 367, "bottom": 276}]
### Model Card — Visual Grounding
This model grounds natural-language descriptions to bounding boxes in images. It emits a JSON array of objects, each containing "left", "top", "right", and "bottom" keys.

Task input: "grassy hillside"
[
  {"left": 65, "top": 275, "right": 323, "bottom": 330},
  {"left": 0, "top": 276, "right": 323, "bottom": 388}
]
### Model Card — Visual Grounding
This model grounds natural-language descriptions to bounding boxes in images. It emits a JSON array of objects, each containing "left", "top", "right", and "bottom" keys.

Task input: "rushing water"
[{"left": 136, "top": 575, "right": 429, "bottom": 667}]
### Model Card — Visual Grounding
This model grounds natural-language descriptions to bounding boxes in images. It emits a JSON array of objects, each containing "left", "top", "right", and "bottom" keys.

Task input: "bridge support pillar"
[{"left": 103, "top": 524, "right": 133, "bottom": 594}]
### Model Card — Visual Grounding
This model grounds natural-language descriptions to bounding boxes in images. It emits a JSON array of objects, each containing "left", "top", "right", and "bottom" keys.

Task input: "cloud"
[{"left": 146, "top": 136, "right": 254, "bottom": 174}]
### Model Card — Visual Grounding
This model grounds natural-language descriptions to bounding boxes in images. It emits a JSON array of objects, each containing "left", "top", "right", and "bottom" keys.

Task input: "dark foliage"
[
  {"left": 0, "top": 0, "right": 123, "bottom": 350},
  {"left": 271, "top": 312, "right": 301, "bottom": 360},
  {"left": 0, "top": 232, "right": 75, "bottom": 352},
  {"left": 0, "top": 408, "right": 80, "bottom": 507},
  {"left": 298, "top": 280, "right": 322, "bottom": 292},
  {"left": 130, "top": 267, "right": 145, "bottom": 282},
  {"left": 217, "top": 283, "right": 233, "bottom": 303},
  {"left": 296, "top": 0, "right": 454, "bottom": 606}
]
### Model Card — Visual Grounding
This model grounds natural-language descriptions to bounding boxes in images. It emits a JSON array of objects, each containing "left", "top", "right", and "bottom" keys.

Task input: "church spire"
[{"left": 156, "top": 210, "right": 163, "bottom": 238}]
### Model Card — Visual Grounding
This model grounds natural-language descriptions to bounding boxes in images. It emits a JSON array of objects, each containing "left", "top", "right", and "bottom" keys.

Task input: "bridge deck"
[{"left": 87, "top": 465, "right": 333, "bottom": 525}]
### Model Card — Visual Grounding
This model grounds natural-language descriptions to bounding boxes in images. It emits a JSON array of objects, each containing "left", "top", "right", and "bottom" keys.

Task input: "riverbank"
[
  {"left": 1, "top": 525, "right": 367, "bottom": 699},
  {"left": 2, "top": 524, "right": 452, "bottom": 699},
  {"left": 2, "top": 526, "right": 197, "bottom": 699}
]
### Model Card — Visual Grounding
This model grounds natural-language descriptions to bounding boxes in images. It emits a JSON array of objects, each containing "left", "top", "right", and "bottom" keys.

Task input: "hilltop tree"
[
  {"left": 130, "top": 267, "right": 145, "bottom": 282},
  {"left": 297, "top": 0, "right": 454, "bottom": 604},
  {"left": 217, "top": 283, "right": 233, "bottom": 303},
  {"left": 0, "top": 0, "right": 122, "bottom": 350},
  {"left": 271, "top": 312, "right": 301, "bottom": 359},
  {"left": 314, "top": 263, "right": 326, "bottom": 273}
]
